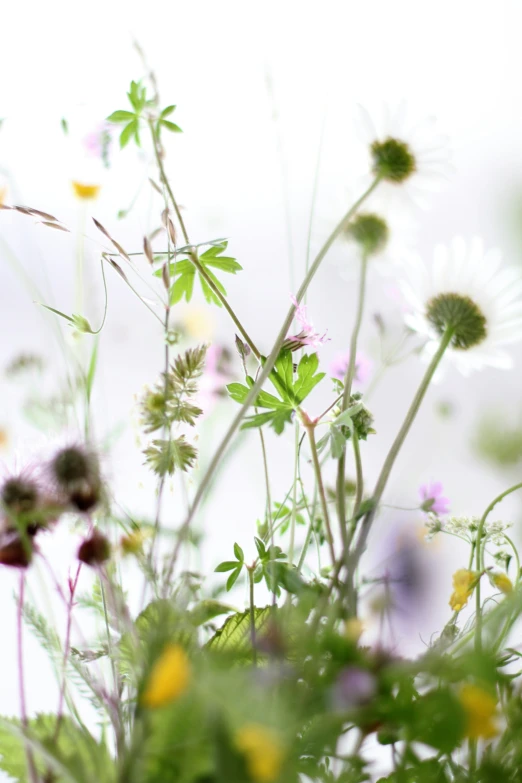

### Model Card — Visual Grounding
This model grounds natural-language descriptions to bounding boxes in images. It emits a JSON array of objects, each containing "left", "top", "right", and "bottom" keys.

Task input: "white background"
[{"left": 1, "top": 0, "right": 522, "bottom": 776}]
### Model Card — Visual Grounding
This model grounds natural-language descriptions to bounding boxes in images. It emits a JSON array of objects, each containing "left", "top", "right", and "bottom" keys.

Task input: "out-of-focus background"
[{"left": 2, "top": 0, "right": 522, "bottom": 742}]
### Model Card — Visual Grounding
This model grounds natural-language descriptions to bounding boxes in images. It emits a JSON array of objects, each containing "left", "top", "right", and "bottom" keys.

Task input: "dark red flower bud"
[
  {"left": 78, "top": 531, "right": 111, "bottom": 566},
  {"left": 0, "top": 531, "right": 33, "bottom": 568}
]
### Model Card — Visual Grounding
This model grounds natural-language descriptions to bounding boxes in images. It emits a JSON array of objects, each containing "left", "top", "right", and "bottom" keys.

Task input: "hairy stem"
[
  {"left": 349, "top": 327, "right": 454, "bottom": 606},
  {"left": 305, "top": 423, "right": 336, "bottom": 567},
  {"left": 164, "top": 177, "right": 381, "bottom": 579},
  {"left": 336, "top": 252, "right": 368, "bottom": 546},
  {"left": 474, "top": 481, "right": 522, "bottom": 653},
  {"left": 17, "top": 574, "right": 38, "bottom": 783}
]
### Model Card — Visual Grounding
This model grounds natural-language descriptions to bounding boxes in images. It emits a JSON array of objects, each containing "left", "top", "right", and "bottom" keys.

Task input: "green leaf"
[
  {"left": 161, "top": 119, "right": 182, "bottom": 133},
  {"left": 38, "top": 303, "right": 75, "bottom": 324},
  {"left": 160, "top": 104, "right": 176, "bottom": 118},
  {"left": 205, "top": 606, "right": 273, "bottom": 653},
  {"left": 106, "top": 110, "right": 135, "bottom": 123},
  {"left": 294, "top": 353, "right": 325, "bottom": 403},
  {"left": 227, "top": 382, "right": 250, "bottom": 404},
  {"left": 188, "top": 600, "right": 234, "bottom": 626},
  {"left": 0, "top": 714, "right": 115, "bottom": 783},
  {"left": 226, "top": 567, "right": 242, "bottom": 592},
  {"left": 409, "top": 689, "right": 466, "bottom": 753},
  {"left": 170, "top": 265, "right": 196, "bottom": 304},
  {"left": 164, "top": 243, "right": 242, "bottom": 306},
  {"left": 254, "top": 537, "right": 266, "bottom": 559},
  {"left": 119, "top": 119, "right": 138, "bottom": 149},
  {"left": 233, "top": 542, "right": 244, "bottom": 562},
  {"left": 215, "top": 561, "right": 239, "bottom": 573}
]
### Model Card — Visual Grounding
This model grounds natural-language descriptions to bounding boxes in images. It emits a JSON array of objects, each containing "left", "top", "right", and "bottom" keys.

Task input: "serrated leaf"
[
  {"left": 205, "top": 606, "right": 273, "bottom": 653},
  {"left": 294, "top": 353, "right": 325, "bottom": 402}
]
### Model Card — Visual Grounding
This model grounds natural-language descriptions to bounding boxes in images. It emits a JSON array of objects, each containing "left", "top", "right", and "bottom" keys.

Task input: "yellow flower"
[
  {"left": 121, "top": 530, "right": 146, "bottom": 555},
  {"left": 0, "top": 428, "right": 9, "bottom": 450},
  {"left": 459, "top": 684, "right": 498, "bottom": 739},
  {"left": 235, "top": 724, "right": 285, "bottom": 782},
  {"left": 72, "top": 181, "right": 101, "bottom": 200},
  {"left": 141, "top": 644, "right": 191, "bottom": 708},
  {"left": 492, "top": 572, "right": 513, "bottom": 594},
  {"left": 449, "top": 569, "right": 477, "bottom": 611},
  {"left": 0, "top": 187, "right": 6, "bottom": 206}
]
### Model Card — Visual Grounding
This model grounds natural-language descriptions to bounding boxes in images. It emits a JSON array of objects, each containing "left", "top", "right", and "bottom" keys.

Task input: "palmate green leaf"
[
  {"left": 159, "top": 242, "right": 242, "bottom": 306},
  {"left": 0, "top": 714, "right": 115, "bottom": 783},
  {"left": 205, "top": 606, "right": 273, "bottom": 653},
  {"left": 294, "top": 352, "right": 325, "bottom": 403},
  {"left": 241, "top": 408, "right": 294, "bottom": 435}
]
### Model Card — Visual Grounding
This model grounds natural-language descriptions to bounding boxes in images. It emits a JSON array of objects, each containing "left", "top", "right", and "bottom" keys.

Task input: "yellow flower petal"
[
  {"left": 492, "top": 572, "right": 513, "bottom": 594},
  {"left": 141, "top": 644, "right": 191, "bottom": 708},
  {"left": 459, "top": 684, "right": 498, "bottom": 739},
  {"left": 235, "top": 724, "right": 285, "bottom": 782},
  {"left": 449, "top": 569, "right": 476, "bottom": 611},
  {"left": 72, "top": 181, "right": 101, "bottom": 200}
]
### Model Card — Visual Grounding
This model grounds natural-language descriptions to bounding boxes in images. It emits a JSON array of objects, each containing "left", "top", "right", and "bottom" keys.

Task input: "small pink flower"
[
  {"left": 419, "top": 482, "right": 450, "bottom": 516},
  {"left": 330, "top": 351, "right": 373, "bottom": 385},
  {"left": 284, "top": 295, "right": 329, "bottom": 351},
  {"left": 198, "top": 344, "right": 231, "bottom": 416}
]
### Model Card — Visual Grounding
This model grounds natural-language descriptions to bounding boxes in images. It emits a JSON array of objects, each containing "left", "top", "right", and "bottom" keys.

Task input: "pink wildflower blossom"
[
  {"left": 329, "top": 351, "right": 373, "bottom": 385},
  {"left": 419, "top": 481, "right": 450, "bottom": 516},
  {"left": 284, "top": 295, "right": 329, "bottom": 351}
]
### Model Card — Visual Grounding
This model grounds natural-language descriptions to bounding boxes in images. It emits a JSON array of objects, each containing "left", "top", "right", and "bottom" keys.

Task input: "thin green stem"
[
  {"left": 164, "top": 177, "right": 380, "bottom": 580},
  {"left": 248, "top": 567, "right": 257, "bottom": 665},
  {"left": 306, "top": 423, "right": 336, "bottom": 567},
  {"left": 336, "top": 253, "right": 368, "bottom": 551},
  {"left": 288, "top": 420, "right": 300, "bottom": 564},
  {"left": 149, "top": 121, "right": 261, "bottom": 360},
  {"left": 474, "top": 481, "right": 522, "bottom": 653},
  {"left": 352, "top": 327, "right": 454, "bottom": 567},
  {"left": 352, "top": 435, "right": 363, "bottom": 519}
]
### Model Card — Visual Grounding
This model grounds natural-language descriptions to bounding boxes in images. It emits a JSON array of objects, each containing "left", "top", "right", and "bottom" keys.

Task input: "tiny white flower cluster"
[{"left": 424, "top": 514, "right": 512, "bottom": 544}]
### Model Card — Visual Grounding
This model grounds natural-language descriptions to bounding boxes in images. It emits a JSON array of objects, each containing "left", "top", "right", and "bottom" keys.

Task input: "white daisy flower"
[
  {"left": 401, "top": 237, "right": 522, "bottom": 375},
  {"left": 356, "top": 101, "right": 453, "bottom": 213}
]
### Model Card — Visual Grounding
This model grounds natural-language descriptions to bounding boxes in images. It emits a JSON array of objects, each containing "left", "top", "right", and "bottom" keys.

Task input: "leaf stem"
[
  {"left": 148, "top": 120, "right": 261, "bottom": 360},
  {"left": 248, "top": 567, "right": 258, "bottom": 665},
  {"left": 350, "top": 327, "right": 455, "bottom": 603},
  {"left": 166, "top": 177, "right": 381, "bottom": 575},
  {"left": 336, "top": 252, "right": 368, "bottom": 545},
  {"left": 474, "top": 481, "right": 522, "bottom": 653},
  {"left": 305, "top": 422, "right": 336, "bottom": 567}
]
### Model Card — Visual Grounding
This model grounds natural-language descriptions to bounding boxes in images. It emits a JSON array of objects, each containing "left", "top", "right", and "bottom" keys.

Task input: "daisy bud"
[
  {"left": 78, "top": 530, "right": 111, "bottom": 566},
  {"left": 346, "top": 214, "right": 389, "bottom": 256},
  {"left": 50, "top": 445, "right": 101, "bottom": 511},
  {"left": 371, "top": 137, "right": 416, "bottom": 183}
]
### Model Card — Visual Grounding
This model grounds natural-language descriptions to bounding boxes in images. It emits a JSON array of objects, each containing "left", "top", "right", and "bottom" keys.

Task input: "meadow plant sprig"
[{"left": 4, "top": 72, "right": 522, "bottom": 783}]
